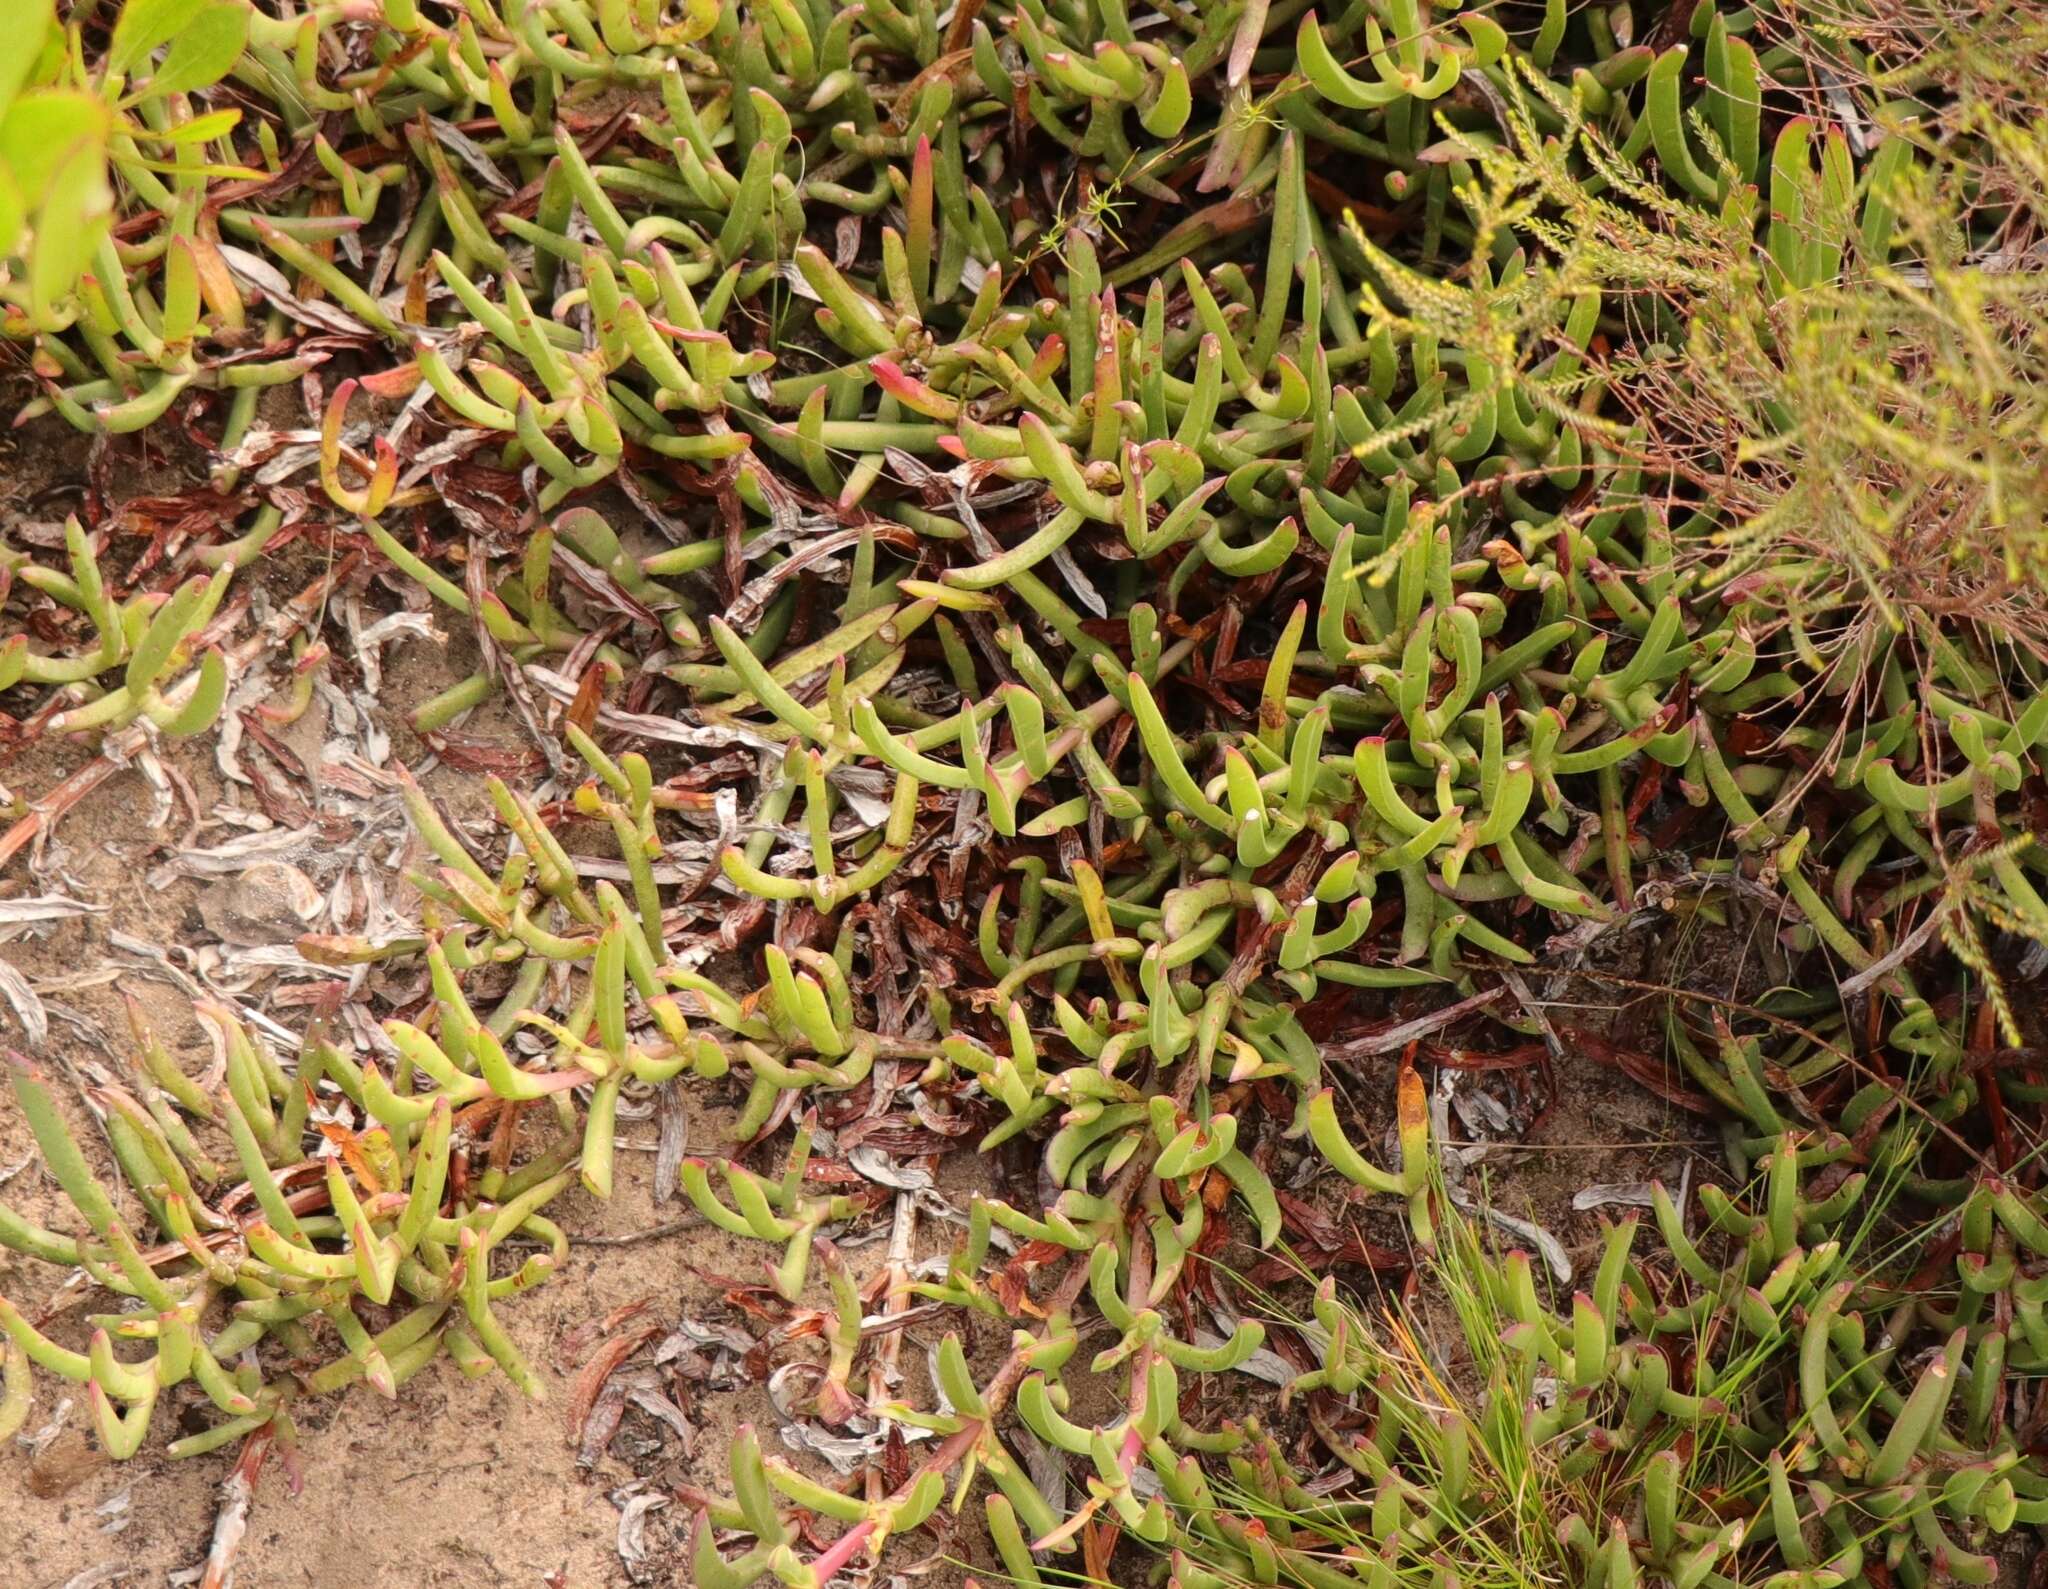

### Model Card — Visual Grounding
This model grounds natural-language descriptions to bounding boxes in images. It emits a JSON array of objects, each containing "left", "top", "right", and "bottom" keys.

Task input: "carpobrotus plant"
[
  {"left": 0, "top": 996, "right": 567, "bottom": 1460},
  {"left": 4, "top": 0, "right": 2048, "bottom": 1584}
]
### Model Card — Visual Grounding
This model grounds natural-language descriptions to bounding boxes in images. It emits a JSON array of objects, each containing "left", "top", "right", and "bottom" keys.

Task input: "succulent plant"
[
  {"left": 1, "top": 517, "right": 234, "bottom": 739},
  {"left": 0, "top": 983, "right": 571, "bottom": 1459},
  {"left": 683, "top": 1124, "right": 2037, "bottom": 1589},
  {"left": 4, "top": 12, "right": 2048, "bottom": 1589}
]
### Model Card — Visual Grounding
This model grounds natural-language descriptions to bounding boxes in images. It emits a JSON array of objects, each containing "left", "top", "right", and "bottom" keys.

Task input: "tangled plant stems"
[{"left": 3, "top": 0, "right": 2048, "bottom": 1585}]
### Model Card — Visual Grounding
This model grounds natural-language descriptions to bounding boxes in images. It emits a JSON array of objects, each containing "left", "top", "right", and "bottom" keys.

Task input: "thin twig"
[
  {"left": 197, "top": 1426, "right": 270, "bottom": 1589},
  {"left": 1323, "top": 986, "right": 1507, "bottom": 1063},
  {"left": 567, "top": 1214, "right": 705, "bottom": 1247},
  {"left": 1839, "top": 897, "right": 1951, "bottom": 999}
]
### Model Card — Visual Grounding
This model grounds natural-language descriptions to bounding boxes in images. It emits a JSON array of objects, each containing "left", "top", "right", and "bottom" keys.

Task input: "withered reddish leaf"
[
  {"left": 564, "top": 1323, "right": 664, "bottom": 1451},
  {"left": 1564, "top": 1027, "right": 1718, "bottom": 1116}
]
